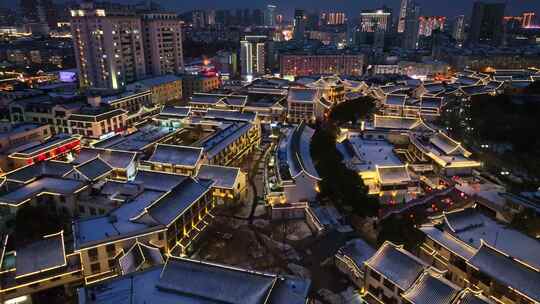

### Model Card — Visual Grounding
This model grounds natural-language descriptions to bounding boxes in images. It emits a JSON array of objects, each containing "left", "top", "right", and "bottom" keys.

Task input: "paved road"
[{"left": 248, "top": 145, "right": 270, "bottom": 224}]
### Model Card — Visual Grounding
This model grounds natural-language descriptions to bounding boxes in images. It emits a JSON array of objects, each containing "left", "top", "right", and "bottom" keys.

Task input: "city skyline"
[{"left": 3, "top": 0, "right": 540, "bottom": 19}]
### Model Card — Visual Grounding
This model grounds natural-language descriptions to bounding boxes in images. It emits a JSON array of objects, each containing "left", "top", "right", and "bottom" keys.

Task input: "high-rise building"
[
  {"left": 280, "top": 53, "right": 364, "bottom": 77},
  {"left": 306, "top": 12, "right": 320, "bottom": 30},
  {"left": 452, "top": 15, "right": 465, "bottom": 42},
  {"left": 360, "top": 8, "right": 391, "bottom": 32},
  {"left": 70, "top": 4, "right": 147, "bottom": 89},
  {"left": 293, "top": 9, "right": 306, "bottom": 41},
  {"left": 467, "top": 1, "right": 506, "bottom": 46},
  {"left": 206, "top": 10, "right": 216, "bottom": 26},
  {"left": 360, "top": 8, "right": 392, "bottom": 48},
  {"left": 418, "top": 16, "right": 446, "bottom": 37},
  {"left": 192, "top": 10, "right": 206, "bottom": 29},
  {"left": 265, "top": 5, "right": 276, "bottom": 26},
  {"left": 240, "top": 35, "right": 267, "bottom": 79},
  {"left": 70, "top": 4, "right": 184, "bottom": 90},
  {"left": 253, "top": 9, "right": 264, "bottom": 26},
  {"left": 215, "top": 10, "right": 228, "bottom": 26},
  {"left": 321, "top": 12, "right": 346, "bottom": 25},
  {"left": 142, "top": 13, "right": 184, "bottom": 76},
  {"left": 397, "top": 0, "right": 412, "bottom": 33},
  {"left": 522, "top": 12, "right": 535, "bottom": 28},
  {"left": 20, "top": 0, "right": 57, "bottom": 29},
  {"left": 402, "top": 2, "right": 421, "bottom": 49}
]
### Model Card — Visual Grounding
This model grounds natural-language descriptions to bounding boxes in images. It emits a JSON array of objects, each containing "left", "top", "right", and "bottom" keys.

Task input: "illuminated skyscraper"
[
  {"left": 522, "top": 12, "right": 535, "bottom": 28},
  {"left": 321, "top": 12, "right": 346, "bottom": 25},
  {"left": 452, "top": 15, "right": 465, "bottom": 42},
  {"left": 418, "top": 16, "right": 446, "bottom": 37},
  {"left": 360, "top": 8, "right": 392, "bottom": 48},
  {"left": 70, "top": 3, "right": 183, "bottom": 89},
  {"left": 70, "top": 4, "right": 146, "bottom": 89},
  {"left": 397, "top": 0, "right": 412, "bottom": 33},
  {"left": 402, "top": 2, "right": 421, "bottom": 49},
  {"left": 240, "top": 35, "right": 267, "bottom": 79},
  {"left": 142, "top": 13, "right": 184, "bottom": 76},
  {"left": 360, "top": 8, "right": 391, "bottom": 32},
  {"left": 265, "top": 5, "right": 276, "bottom": 26}
]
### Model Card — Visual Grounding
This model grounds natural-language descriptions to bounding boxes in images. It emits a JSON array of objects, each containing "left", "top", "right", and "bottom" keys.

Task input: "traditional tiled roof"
[
  {"left": 8, "top": 134, "right": 79, "bottom": 159},
  {"left": 467, "top": 243, "right": 540, "bottom": 303},
  {"left": 204, "top": 109, "right": 256, "bottom": 122},
  {"left": 134, "top": 170, "right": 187, "bottom": 192},
  {"left": 288, "top": 88, "right": 319, "bottom": 103},
  {"left": 196, "top": 165, "right": 240, "bottom": 189},
  {"left": 401, "top": 271, "right": 460, "bottom": 304},
  {"left": 189, "top": 94, "right": 247, "bottom": 108},
  {"left": 74, "top": 189, "right": 166, "bottom": 249},
  {"left": 76, "top": 147, "right": 136, "bottom": 170},
  {"left": 453, "top": 289, "right": 496, "bottom": 304},
  {"left": 73, "top": 157, "right": 113, "bottom": 181},
  {"left": 429, "top": 132, "right": 470, "bottom": 157},
  {"left": 132, "top": 75, "right": 181, "bottom": 87},
  {"left": 79, "top": 257, "right": 310, "bottom": 304},
  {"left": 380, "top": 84, "right": 410, "bottom": 95},
  {"left": 376, "top": 165, "right": 411, "bottom": 185},
  {"left": 423, "top": 82, "right": 446, "bottom": 95},
  {"left": 118, "top": 241, "right": 164, "bottom": 275},
  {"left": 372, "top": 115, "right": 434, "bottom": 133},
  {"left": 148, "top": 144, "right": 203, "bottom": 168},
  {"left": 440, "top": 207, "right": 540, "bottom": 269},
  {"left": 364, "top": 241, "right": 427, "bottom": 290},
  {"left": 337, "top": 238, "right": 376, "bottom": 269},
  {"left": 197, "top": 122, "right": 253, "bottom": 160},
  {"left": 147, "top": 178, "right": 213, "bottom": 226},
  {"left": 160, "top": 105, "right": 191, "bottom": 118},
  {"left": 288, "top": 122, "right": 320, "bottom": 180},
  {"left": 385, "top": 94, "right": 407, "bottom": 106},
  {"left": 15, "top": 231, "right": 66, "bottom": 279},
  {"left": 419, "top": 225, "right": 476, "bottom": 260},
  {"left": 156, "top": 257, "right": 276, "bottom": 303},
  {"left": 4, "top": 161, "right": 74, "bottom": 184},
  {"left": 420, "top": 96, "right": 443, "bottom": 109},
  {"left": 0, "top": 177, "right": 86, "bottom": 206}
]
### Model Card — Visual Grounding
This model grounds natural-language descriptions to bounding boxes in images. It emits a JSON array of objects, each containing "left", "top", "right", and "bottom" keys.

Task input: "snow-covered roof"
[
  {"left": 364, "top": 241, "right": 427, "bottom": 290},
  {"left": 287, "top": 88, "right": 319, "bottom": 104},
  {"left": 74, "top": 156, "right": 112, "bottom": 181},
  {"left": 402, "top": 271, "right": 460, "bottom": 304},
  {"left": 79, "top": 257, "right": 310, "bottom": 304},
  {"left": 467, "top": 243, "right": 540, "bottom": 303},
  {"left": 148, "top": 144, "right": 203, "bottom": 168},
  {"left": 377, "top": 165, "right": 411, "bottom": 185},
  {"left": 76, "top": 147, "right": 136, "bottom": 170},
  {"left": 0, "top": 177, "right": 86, "bottom": 206},
  {"left": 196, "top": 165, "right": 240, "bottom": 189},
  {"left": 15, "top": 231, "right": 66, "bottom": 278}
]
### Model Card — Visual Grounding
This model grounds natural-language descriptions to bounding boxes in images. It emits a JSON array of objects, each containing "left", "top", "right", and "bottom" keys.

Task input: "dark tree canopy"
[
  {"left": 377, "top": 214, "right": 425, "bottom": 251},
  {"left": 329, "top": 96, "right": 376, "bottom": 125},
  {"left": 310, "top": 97, "right": 379, "bottom": 217},
  {"left": 523, "top": 81, "right": 540, "bottom": 95},
  {"left": 469, "top": 94, "right": 540, "bottom": 154},
  {"left": 13, "top": 205, "right": 69, "bottom": 247}
]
